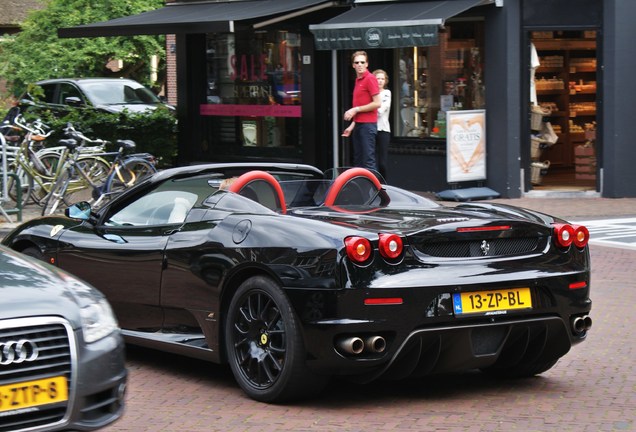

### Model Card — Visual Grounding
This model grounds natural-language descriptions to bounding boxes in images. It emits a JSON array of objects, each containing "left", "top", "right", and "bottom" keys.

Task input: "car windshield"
[{"left": 81, "top": 81, "right": 161, "bottom": 106}]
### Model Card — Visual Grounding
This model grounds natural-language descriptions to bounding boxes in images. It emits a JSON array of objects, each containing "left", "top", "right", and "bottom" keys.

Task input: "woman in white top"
[{"left": 373, "top": 69, "right": 391, "bottom": 180}]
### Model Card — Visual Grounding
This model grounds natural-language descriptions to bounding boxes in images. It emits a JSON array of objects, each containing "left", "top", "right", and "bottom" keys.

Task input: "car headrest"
[
  {"left": 324, "top": 167, "right": 383, "bottom": 207},
  {"left": 228, "top": 170, "right": 287, "bottom": 214}
]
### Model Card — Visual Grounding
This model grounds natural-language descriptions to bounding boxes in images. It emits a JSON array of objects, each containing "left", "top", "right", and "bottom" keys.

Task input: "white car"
[{"left": 21, "top": 78, "right": 173, "bottom": 114}]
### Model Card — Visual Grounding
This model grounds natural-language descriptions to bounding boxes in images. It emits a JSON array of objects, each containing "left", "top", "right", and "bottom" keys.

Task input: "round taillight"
[
  {"left": 378, "top": 233, "right": 403, "bottom": 260},
  {"left": 345, "top": 236, "right": 372, "bottom": 264},
  {"left": 573, "top": 225, "right": 590, "bottom": 248},
  {"left": 553, "top": 223, "right": 575, "bottom": 248}
]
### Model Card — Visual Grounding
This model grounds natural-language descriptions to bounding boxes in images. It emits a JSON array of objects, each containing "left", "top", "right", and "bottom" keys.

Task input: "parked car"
[
  {"left": 1, "top": 163, "right": 592, "bottom": 403},
  {"left": 19, "top": 78, "right": 173, "bottom": 114},
  {"left": 0, "top": 244, "right": 127, "bottom": 431}
]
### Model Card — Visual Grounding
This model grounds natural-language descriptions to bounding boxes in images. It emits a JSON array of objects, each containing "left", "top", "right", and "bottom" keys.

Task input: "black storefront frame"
[
  {"left": 311, "top": 2, "right": 494, "bottom": 193},
  {"left": 344, "top": 25, "right": 486, "bottom": 191},
  {"left": 175, "top": 27, "right": 323, "bottom": 167},
  {"left": 520, "top": 28, "right": 602, "bottom": 194},
  {"left": 58, "top": 0, "right": 347, "bottom": 172},
  {"left": 58, "top": 0, "right": 636, "bottom": 198},
  {"left": 601, "top": 0, "right": 636, "bottom": 198},
  {"left": 520, "top": 0, "right": 603, "bottom": 195}
]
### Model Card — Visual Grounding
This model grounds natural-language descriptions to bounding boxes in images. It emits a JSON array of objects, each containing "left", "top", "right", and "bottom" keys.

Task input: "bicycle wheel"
[
  {"left": 41, "top": 170, "right": 71, "bottom": 216},
  {"left": 30, "top": 152, "right": 63, "bottom": 205},
  {"left": 105, "top": 158, "right": 156, "bottom": 198},
  {"left": 63, "top": 157, "right": 111, "bottom": 206},
  {"left": 7, "top": 165, "right": 33, "bottom": 207}
]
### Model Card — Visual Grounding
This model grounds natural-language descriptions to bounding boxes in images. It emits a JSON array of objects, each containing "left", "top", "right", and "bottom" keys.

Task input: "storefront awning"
[
  {"left": 309, "top": 0, "right": 493, "bottom": 50},
  {"left": 59, "top": 0, "right": 335, "bottom": 38}
]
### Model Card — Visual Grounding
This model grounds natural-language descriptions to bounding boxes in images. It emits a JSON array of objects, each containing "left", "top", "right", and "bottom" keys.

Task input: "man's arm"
[{"left": 345, "top": 93, "right": 381, "bottom": 120}]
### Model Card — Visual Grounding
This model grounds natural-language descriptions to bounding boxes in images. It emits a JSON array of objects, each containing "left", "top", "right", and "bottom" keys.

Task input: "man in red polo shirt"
[{"left": 342, "top": 51, "right": 381, "bottom": 170}]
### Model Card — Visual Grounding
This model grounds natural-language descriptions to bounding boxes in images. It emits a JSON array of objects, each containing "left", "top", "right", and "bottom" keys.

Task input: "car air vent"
[{"left": 416, "top": 237, "right": 541, "bottom": 258}]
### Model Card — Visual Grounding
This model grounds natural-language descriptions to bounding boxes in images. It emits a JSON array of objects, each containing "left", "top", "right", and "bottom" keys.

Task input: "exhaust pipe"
[
  {"left": 572, "top": 315, "right": 592, "bottom": 334},
  {"left": 572, "top": 317, "right": 586, "bottom": 334},
  {"left": 337, "top": 336, "right": 364, "bottom": 355},
  {"left": 117, "top": 382, "right": 127, "bottom": 407},
  {"left": 365, "top": 335, "right": 386, "bottom": 353}
]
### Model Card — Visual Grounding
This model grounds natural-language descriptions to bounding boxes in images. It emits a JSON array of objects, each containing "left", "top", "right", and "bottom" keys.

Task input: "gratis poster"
[{"left": 446, "top": 109, "right": 486, "bottom": 183}]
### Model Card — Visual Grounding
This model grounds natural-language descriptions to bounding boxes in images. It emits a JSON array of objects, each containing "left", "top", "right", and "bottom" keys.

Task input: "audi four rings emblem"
[{"left": 0, "top": 340, "right": 39, "bottom": 365}]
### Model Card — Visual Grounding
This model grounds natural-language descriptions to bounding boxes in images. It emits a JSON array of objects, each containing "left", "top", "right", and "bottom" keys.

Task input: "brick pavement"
[
  {"left": 100, "top": 245, "right": 635, "bottom": 432},
  {"left": 2, "top": 196, "right": 635, "bottom": 431},
  {"left": 485, "top": 196, "right": 636, "bottom": 220}
]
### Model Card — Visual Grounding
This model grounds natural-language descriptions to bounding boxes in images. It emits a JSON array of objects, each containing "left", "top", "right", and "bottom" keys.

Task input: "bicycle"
[
  {"left": 2, "top": 115, "right": 57, "bottom": 206},
  {"left": 42, "top": 124, "right": 156, "bottom": 215},
  {"left": 2, "top": 115, "right": 110, "bottom": 207}
]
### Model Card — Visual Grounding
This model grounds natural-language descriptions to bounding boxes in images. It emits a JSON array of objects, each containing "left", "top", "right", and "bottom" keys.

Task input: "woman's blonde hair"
[{"left": 373, "top": 69, "right": 389, "bottom": 88}]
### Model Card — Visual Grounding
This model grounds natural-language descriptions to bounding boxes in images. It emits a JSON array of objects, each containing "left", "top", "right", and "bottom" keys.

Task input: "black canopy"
[
  {"left": 310, "top": 0, "right": 493, "bottom": 50},
  {"left": 59, "top": 0, "right": 334, "bottom": 37}
]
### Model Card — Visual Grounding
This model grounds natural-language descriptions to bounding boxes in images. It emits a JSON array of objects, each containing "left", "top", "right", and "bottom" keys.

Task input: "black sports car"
[{"left": 2, "top": 163, "right": 592, "bottom": 403}]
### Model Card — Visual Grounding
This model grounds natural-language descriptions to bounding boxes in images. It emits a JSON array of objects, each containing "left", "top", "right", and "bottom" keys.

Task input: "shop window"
[
  {"left": 394, "top": 21, "right": 485, "bottom": 140},
  {"left": 203, "top": 30, "right": 302, "bottom": 157}
]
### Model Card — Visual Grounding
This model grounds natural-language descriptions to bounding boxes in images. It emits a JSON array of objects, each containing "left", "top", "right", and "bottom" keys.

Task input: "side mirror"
[
  {"left": 65, "top": 201, "right": 92, "bottom": 220},
  {"left": 64, "top": 96, "right": 83, "bottom": 107}
]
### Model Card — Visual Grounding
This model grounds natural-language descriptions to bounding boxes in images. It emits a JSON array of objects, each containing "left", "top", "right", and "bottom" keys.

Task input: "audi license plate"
[
  {"left": 453, "top": 288, "right": 532, "bottom": 315},
  {"left": 0, "top": 376, "right": 68, "bottom": 413}
]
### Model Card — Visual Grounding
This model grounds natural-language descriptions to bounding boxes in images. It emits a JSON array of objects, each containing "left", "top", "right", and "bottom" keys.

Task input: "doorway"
[{"left": 529, "top": 30, "right": 598, "bottom": 191}]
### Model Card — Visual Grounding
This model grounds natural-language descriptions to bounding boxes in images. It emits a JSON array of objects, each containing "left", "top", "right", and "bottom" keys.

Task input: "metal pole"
[
  {"left": 0, "top": 133, "right": 13, "bottom": 222},
  {"left": 1, "top": 133, "right": 7, "bottom": 200},
  {"left": 332, "top": 49, "right": 339, "bottom": 169}
]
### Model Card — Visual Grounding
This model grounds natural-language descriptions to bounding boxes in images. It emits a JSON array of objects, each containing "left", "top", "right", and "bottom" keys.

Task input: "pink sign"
[{"left": 200, "top": 104, "right": 302, "bottom": 118}]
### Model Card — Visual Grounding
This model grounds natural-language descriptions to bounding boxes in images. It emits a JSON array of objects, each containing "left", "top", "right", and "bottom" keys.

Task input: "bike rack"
[{"left": 1, "top": 133, "right": 23, "bottom": 223}]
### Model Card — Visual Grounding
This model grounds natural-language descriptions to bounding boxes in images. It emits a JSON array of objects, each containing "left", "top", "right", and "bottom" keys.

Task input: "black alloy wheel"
[
  {"left": 21, "top": 246, "right": 45, "bottom": 261},
  {"left": 225, "top": 275, "right": 326, "bottom": 403}
]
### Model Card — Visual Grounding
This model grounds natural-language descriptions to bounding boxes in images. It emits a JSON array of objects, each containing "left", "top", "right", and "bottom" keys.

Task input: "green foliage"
[
  {"left": 0, "top": 0, "right": 166, "bottom": 97},
  {"left": 21, "top": 106, "right": 178, "bottom": 168}
]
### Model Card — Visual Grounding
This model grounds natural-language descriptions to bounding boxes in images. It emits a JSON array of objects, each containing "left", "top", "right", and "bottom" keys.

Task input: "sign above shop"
[
  {"left": 310, "top": 0, "right": 492, "bottom": 50},
  {"left": 312, "top": 25, "right": 438, "bottom": 50}
]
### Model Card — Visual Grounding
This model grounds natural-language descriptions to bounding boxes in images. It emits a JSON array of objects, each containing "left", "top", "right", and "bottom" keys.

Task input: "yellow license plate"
[
  {"left": 453, "top": 288, "right": 532, "bottom": 315},
  {"left": 0, "top": 376, "right": 68, "bottom": 413}
]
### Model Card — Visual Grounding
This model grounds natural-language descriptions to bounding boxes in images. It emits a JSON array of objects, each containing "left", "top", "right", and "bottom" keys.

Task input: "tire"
[
  {"left": 6, "top": 166, "right": 33, "bottom": 208},
  {"left": 224, "top": 276, "right": 327, "bottom": 403},
  {"left": 22, "top": 246, "right": 45, "bottom": 262}
]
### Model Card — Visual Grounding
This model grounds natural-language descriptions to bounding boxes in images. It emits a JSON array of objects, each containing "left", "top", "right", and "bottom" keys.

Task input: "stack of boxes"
[{"left": 574, "top": 123, "right": 596, "bottom": 181}]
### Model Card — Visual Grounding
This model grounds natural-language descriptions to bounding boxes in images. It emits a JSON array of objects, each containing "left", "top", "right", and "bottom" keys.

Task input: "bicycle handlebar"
[
  {"left": 64, "top": 122, "right": 108, "bottom": 145},
  {"left": 12, "top": 114, "right": 53, "bottom": 137}
]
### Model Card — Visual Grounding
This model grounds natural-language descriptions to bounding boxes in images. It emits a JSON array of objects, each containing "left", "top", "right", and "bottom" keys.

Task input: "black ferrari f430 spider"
[{"left": 2, "top": 163, "right": 592, "bottom": 402}]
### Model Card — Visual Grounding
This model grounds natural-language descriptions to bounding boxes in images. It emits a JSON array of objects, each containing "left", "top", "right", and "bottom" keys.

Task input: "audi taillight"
[
  {"left": 553, "top": 223, "right": 589, "bottom": 249},
  {"left": 345, "top": 236, "right": 372, "bottom": 264},
  {"left": 378, "top": 233, "right": 403, "bottom": 260}
]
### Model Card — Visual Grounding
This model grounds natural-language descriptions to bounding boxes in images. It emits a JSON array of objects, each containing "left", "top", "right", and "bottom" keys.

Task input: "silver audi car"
[{"left": 0, "top": 244, "right": 126, "bottom": 431}]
